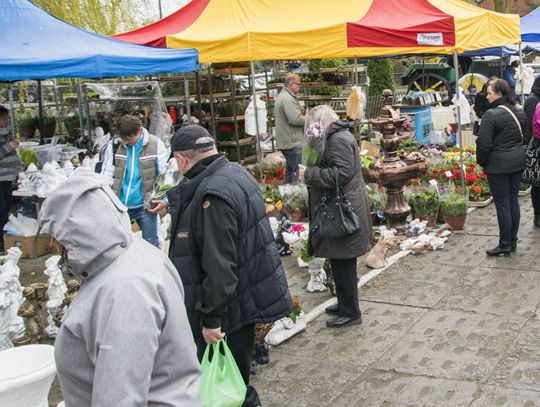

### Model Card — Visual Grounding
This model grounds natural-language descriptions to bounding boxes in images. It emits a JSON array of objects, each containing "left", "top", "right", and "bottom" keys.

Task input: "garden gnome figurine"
[
  {"left": 0, "top": 248, "right": 25, "bottom": 349},
  {"left": 306, "top": 257, "right": 327, "bottom": 292},
  {"left": 43, "top": 255, "right": 67, "bottom": 338}
]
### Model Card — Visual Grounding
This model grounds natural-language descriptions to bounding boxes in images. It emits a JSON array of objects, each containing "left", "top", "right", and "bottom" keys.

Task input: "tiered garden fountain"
[{"left": 365, "top": 90, "right": 429, "bottom": 232}]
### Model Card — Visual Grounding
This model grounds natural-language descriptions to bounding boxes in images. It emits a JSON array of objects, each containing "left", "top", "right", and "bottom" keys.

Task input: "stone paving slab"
[
  {"left": 329, "top": 369, "right": 477, "bottom": 407},
  {"left": 361, "top": 261, "right": 470, "bottom": 308},
  {"left": 270, "top": 301, "right": 427, "bottom": 367},
  {"left": 374, "top": 310, "right": 524, "bottom": 382},
  {"left": 435, "top": 267, "right": 540, "bottom": 318},
  {"left": 489, "top": 320, "right": 540, "bottom": 392},
  {"left": 470, "top": 385, "right": 540, "bottom": 407},
  {"left": 251, "top": 354, "right": 367, "bottom": 407}
]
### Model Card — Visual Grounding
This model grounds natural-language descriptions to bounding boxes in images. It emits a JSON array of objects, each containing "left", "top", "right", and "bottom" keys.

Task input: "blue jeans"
[
  {"left": 487, "top": 171, "right": 522, "bottom": 250},
  {"left": 128, "top": 207, "right": 160, "bottom": 248},
  {"left": 280, "top": 148, "right": 302, "bottom": 184}
]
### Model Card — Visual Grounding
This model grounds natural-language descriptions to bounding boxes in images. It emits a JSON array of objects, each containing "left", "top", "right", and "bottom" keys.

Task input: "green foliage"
[
  {"left": 15, "top": 111, "right": 38, "bottom": 129},
  {"left": 32, "top": 0, "right": 151, "bottom": 35},
  {"left": 300, "top": 240, "right": 312, "bottom": 264},
  {"left": 309, "top": 58, "right": 347, "bottom": 73},
  {"left": 412, "top": 190, "right": 440, "bottom": 217},
  {"left": 440, "top": 193, "right": 468, "bottom": 217},
  {"left": 367, "top": 59, "right": 395, "bottom": 97}
]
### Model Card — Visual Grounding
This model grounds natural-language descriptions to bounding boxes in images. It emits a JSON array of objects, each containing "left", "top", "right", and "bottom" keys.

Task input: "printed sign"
[{"left": 417, "top": 33, "right": 443, "bottom": 46}]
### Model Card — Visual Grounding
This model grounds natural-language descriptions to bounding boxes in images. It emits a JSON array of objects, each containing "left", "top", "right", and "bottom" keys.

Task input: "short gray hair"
[{"left": 284, "top": 73, "right": 299, "bottom": 88}]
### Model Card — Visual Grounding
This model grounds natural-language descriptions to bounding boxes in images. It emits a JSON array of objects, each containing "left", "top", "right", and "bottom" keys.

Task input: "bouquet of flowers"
[{"left": 302, "top": 122, "right": 325, "bottom": 167}]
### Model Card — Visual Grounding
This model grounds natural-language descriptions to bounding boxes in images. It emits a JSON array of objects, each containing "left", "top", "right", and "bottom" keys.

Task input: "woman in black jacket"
[
  {"left": 298, "top": 105, "right": 372, "bottom": 327},
  {"left": 476, "top": 79, "right": 526, "bottom": 256}
]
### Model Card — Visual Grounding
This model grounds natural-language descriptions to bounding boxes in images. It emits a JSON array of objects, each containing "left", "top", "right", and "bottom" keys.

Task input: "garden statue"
[
  {"left": 53, "top": 279, "right": 80, "bottom": 327},
  {"left": 306, "top": 257, "right": 327, "bottom": 293},
  {"left": 12, "top": 283, "right": 48, "bottom": 345},
  {"left": 0, "top": 248, "right": 25, "bottom": 349},
  {"left": 43, "top": 255, "right": 67, "bottom": 338}
]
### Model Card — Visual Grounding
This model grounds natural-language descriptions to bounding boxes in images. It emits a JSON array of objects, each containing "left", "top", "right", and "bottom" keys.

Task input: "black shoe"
[
  {"left": 325, "top": 303, "right": 339, "bottom": 314},
  {"left": 486, "top": 246, "right": 511, "bottom": 257},
  {"left": 326, "top": 315, "right": 362, "bottom": 328}
]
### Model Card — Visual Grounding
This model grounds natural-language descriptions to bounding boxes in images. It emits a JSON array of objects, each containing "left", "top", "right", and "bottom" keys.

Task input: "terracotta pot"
[
  {"left": 444, "top": 214, "right": 466, "bottom": 230},
  {"left": 40, "top": 123, "right": 56, "bottom": 138},
  {"left": 19, "top": 127, "right": 36, "bottom": 138},
  {"left": 417, "top": 213, "right": 437, "bottom": 227}
]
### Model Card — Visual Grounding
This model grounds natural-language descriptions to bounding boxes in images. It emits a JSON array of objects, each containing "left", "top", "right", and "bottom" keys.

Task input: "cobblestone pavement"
[
  {"left": 14, "top": 195, "right": 540, "bottom": 406},
  {"left": 251, "top": 195, "right": 540, "bottom": 407}
]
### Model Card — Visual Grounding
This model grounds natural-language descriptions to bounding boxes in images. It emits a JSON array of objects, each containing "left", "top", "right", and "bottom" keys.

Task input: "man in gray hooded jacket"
[{"left": 39, "top": 170, "right": 201, "bottom": 407}]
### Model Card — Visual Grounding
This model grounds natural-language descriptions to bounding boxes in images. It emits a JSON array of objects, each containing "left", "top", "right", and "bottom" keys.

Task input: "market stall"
[{"left": 0, "top": 0, "right": 199, "bottom": 259}]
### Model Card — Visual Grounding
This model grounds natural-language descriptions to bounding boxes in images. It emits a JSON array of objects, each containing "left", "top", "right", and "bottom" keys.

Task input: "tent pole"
[
  {"left": 207, "top": 66, "right": 216, "bottom": 137},
  {"left": 76, "top": 79, "right": 84, "bottom": 137},
  {"left": 453, "top": 51, "right": 465, "bottom": 194},
  {"left": 519, "top": 42, "right": 524, "bottom": 105},
  {"left": 250, "top": 60, "right": 263, "bottom": 165},
  {"left": 8, "top": 88, "right": 15, "bottom": 137},
  {"left": 195, "top": 70, "right": 202, "bottom": 113},
  {"left": 37, "top": 80, "right": 44, "bottom": 145},
  {"left": 353, "top": 58, "right": 360, "bottom": 141},
  {"left": 183, "top": 74, "right": 191, "bottom": 122}
]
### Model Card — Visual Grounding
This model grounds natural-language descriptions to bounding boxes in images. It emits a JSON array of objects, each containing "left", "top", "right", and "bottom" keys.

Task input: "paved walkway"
[{"left": 252, "top": 195, "right": 540, "bottom": 407}]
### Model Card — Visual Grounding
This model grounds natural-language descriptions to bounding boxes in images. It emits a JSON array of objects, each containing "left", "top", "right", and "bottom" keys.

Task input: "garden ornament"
[{"left": 43, "top": 255, "right": 67, "bottom": 338}]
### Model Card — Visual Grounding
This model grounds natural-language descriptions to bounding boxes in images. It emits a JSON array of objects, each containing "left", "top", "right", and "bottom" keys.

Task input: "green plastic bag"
[{"left": 200, "top": 340, "right": 247, "bottom": 407}]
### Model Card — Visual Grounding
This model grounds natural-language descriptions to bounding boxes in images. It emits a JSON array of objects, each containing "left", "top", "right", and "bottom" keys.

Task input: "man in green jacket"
[{"left": 274, "top": 73, "right": 305, "bottom": 183}]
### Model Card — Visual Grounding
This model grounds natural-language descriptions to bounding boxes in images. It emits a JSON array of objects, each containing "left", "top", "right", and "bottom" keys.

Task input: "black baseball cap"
[{"left": 171, "top": 125, "right": 215, "bottom": 152}]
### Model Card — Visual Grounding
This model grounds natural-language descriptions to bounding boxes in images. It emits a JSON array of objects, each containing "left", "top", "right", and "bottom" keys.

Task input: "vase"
[
  {"left": 443, "top": 214, "right": 466, "bottom": 230},
  {"left": 417, "top": 213, "right": 437, "bottom": 227},
  {"left": 18, "top": 127, "right": 36, "bottom": 139}
]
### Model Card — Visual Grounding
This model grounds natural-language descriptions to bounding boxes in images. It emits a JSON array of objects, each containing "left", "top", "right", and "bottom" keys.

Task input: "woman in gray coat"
[{"left": 299, "top": 105, "right": 372, "bottom": 328}]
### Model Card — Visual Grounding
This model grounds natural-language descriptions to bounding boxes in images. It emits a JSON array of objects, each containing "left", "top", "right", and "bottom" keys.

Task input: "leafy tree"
[
  {"left": 367, "top": 59, "right": 395, "bottom": 98},
  {"left": 32, "top": 0, "right": 152, "bottom": 35}
]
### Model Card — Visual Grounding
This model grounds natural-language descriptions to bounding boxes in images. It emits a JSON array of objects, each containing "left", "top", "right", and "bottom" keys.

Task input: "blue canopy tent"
[
  {"left": 0, "top": 0, "right": 198, "bottom": 80},
  {"left": 0, "top": 0, "right": 198, "bottom": 142}
]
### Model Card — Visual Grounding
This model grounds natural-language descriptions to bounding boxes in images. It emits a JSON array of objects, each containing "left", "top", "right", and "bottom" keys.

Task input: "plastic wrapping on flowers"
[
  {"left": 143, "top": 169, "right": 183, "bottom": 209},
  {"left": 278, "top": 184, "right": 308, "bottom": 214},
  {"left": 411, "top": 182, "right": 440, "bottom": 217},
  {"left": 302, "top": 122, "right": 325, "bottom": 166}
]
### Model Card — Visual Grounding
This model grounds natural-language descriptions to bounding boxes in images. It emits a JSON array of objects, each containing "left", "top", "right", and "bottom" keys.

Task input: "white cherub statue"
[
  {"left": 0, "top": 247, "right": 24, "bottom": 350},
  {"left": 44, "top": 255, "right": 67, "bottom": 338}
]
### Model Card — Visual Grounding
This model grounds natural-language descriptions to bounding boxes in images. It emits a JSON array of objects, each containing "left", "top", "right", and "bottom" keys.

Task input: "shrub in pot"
[
  {"left": 440, "top": 192, "right": 468, "bottom": 230},
  {"left": 16, "top": 113, "right": 38, "bottom": 138},
  {"left": 412, "top": 190, "right": 440, "bottom": 227}
]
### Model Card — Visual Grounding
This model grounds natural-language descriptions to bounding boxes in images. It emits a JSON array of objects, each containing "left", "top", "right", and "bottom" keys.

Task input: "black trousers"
[
  {"left": 330, "top": 258, "right": 361, "bottom": 318},
  {"left": 196, "top": 324, "right": 261, "bottom": 407},
  {"left": 487, "top": 171, "right": 522, "bottom": 250},
  {"left": 531, "top": 185, "right": 540, "bottom": 216},
  {"left": 0, "top": 181, "right": 13, "bottom": 251}
]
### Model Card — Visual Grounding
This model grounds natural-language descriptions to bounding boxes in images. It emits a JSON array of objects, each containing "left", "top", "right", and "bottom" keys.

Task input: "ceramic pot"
[
  {"left": 417, "top": 213, "right": 437, "bottom": 227},
  {"left": 444, "top": 214, "right": 466, "bottom": 230}
]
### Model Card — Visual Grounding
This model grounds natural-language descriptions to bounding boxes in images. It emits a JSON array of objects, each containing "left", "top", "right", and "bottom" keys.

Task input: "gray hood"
[{"left": 39, "top": 170, "right": 133, "bottom": 278}]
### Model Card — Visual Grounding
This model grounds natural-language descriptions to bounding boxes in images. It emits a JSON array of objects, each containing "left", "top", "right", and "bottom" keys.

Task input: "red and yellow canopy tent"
[
  {"left": 114, "top": 0, "right": 520, "bottom": 186},
  {"left": 114, "top": 0, "right": 520, "bottom": 63}
]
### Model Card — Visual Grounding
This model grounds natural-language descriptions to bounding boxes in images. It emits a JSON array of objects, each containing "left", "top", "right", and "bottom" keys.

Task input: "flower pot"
[
  {"left": 40, "top": 123, "right": 56, "bottom": 139},
  {"left": 18, "top": 127, "right": 36, "bottom": 139},
  {"left": 417, "top": 213, "right": 437, "bottom": 227},
  {"left": 444, "top": 214, "right": 466, "bottom": 230},
  {"left": 437, "top": 208, "right": 445, "bottom": 224}
]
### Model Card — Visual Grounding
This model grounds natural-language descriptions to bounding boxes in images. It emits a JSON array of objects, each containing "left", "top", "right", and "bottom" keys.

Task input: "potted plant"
[
  {"left": 64, "top": 113, "right": 80, "bottom": 137},
  {"left": 412, "top": 189, "right": 440, "bottom": 227},
  {"left": 440, "top": 191, "right": 468, "bottom": 230},
  {"left": 16, "top": 112, "right": 38, "bottom": 139},
  {"left": 39, "top": 114, "right": 57, "bottom": 138}
]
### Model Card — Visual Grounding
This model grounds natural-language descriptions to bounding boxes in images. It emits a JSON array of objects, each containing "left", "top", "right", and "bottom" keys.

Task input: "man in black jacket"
[
  {"left": 524, "top": 76, "right": 540, "bottom": 226},
  {"left": 163, "top": 125, "right": 292, "bottom": 407}
]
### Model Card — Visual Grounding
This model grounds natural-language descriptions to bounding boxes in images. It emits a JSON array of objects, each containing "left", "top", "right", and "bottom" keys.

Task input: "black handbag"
[
  {"left": 523, "top": 138, "right": 540, "bottom": 186},
  {"left": 310, "top": 167, "right": 361, "bottom": 239}
]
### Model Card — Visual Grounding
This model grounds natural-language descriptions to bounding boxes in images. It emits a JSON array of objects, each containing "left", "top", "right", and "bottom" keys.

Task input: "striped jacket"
[{"left": 0, "top": 130, "right": 21, "bottom": 181}]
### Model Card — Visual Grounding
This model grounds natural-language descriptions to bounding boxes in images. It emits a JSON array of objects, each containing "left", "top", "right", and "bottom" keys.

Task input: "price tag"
[
  {"left": 429, "top": 179, "right": 438, "bottom": 187},
  {"left": 445, "top": 171, "right": 453, "bottom": 178}
]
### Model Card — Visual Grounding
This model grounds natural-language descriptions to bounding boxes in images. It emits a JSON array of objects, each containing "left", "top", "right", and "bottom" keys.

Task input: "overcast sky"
[{"left": 159, "top": 0, "right": 191, "bottom": 18}]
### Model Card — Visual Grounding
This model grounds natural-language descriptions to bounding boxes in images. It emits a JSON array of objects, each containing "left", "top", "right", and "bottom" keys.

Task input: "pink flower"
[{"left": 290, "top": 224, "right": 305, "bottom": 233}]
